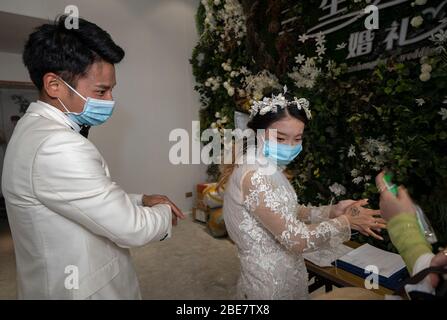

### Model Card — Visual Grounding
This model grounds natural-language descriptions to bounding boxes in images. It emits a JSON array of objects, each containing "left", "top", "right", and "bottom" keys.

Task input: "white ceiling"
[{"left": 0, "top": 11, "right": 48, "bottom": 54}]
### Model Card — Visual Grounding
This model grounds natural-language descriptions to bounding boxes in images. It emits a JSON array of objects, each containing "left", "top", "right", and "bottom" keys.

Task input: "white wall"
[
  {"left": 0, "top": 0, "right": 208, "bottom": 212},
  {"left": 0, "top": 52, "right": 30, "bottom": 82}
]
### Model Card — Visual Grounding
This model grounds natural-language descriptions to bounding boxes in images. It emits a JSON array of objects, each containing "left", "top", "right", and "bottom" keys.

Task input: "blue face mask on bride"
[
  {"left": 263, "top": 140, "right": 303, "bottom": 166},
  {"left": 57, "top": 78, "right": 115, "bottom": 127}
]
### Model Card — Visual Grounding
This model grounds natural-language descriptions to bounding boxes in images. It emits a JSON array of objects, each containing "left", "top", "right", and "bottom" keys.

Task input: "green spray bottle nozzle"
[{"left": 383, "top": 172, "right": 398, "bottom": 197}]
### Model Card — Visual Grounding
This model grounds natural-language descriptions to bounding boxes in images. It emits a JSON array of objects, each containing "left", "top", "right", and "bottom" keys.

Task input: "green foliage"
[{"left": 289, "top": 57, "right": 447, "bottom": 249}]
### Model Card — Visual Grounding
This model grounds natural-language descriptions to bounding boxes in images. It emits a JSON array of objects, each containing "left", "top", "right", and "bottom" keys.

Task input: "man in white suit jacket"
[{"left": 2, "top": 16, "right": 184, "bottom": 299}]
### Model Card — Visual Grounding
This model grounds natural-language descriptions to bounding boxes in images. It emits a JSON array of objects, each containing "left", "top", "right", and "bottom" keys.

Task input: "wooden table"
[{"left": 305, "top": 241, "right": 395, "bottom": 296}]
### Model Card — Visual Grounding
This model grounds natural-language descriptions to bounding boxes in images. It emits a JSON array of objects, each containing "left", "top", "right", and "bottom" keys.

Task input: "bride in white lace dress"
[{"left": 221, "top": 90, "right": 386, "bottom": 300}]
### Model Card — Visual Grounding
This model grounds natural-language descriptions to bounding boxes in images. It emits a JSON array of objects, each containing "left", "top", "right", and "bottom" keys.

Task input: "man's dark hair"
[{"left": 23, "top": 15, "right": 125, "bottom": 91}]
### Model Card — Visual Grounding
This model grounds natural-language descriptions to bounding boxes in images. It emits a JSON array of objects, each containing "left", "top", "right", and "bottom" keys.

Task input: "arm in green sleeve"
[{"left": 387, "top": 214, "right": 432, "bottom": 274}]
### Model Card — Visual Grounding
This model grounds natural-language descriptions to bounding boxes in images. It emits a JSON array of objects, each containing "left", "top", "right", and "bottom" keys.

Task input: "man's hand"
[
  {"left": 375, "top": 172, "right": 416, "bottom": 221},
  {"left": 142, "top": 194, "right": 185, "bottom": 226}
]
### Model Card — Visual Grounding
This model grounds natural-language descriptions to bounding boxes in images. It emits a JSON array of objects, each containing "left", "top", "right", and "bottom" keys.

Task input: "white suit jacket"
[{"left": 1, "top": 101, "right": 172, "bottom": 300}]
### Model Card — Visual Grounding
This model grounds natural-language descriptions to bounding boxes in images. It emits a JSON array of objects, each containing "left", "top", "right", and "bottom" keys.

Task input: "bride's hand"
[
  {"left": 332, "top": 199, "right": 365, "bottom": 217},
  {"left": 343, "top": 201, "right": 387, "bottom": 241}
]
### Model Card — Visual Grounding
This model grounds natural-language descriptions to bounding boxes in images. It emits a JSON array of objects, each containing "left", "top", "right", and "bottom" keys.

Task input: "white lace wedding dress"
[{"left": 223, "top": 157, "right": 351, "bottom": 300}]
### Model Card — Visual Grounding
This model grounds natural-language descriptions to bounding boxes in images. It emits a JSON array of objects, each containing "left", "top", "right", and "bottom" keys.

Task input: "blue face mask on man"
[
  {"left": 57, "top": 78, "right": 115, "bottom": 127},
  {"left": 263, "top": 139, "right": 303, "bottom": 166}
]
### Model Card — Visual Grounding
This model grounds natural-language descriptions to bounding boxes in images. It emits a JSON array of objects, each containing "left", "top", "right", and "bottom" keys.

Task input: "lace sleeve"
[
  {"left": 296, "top": 205, "right": 333, "bottom": 224},
  {"left": 242, "top": 169, "right": 351, "bottom": 254}
]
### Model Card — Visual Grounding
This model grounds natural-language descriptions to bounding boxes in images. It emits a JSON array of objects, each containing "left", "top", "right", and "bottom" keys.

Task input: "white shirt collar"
[{"left": 32, "top": 100, "right": 81, "bottom": 133}]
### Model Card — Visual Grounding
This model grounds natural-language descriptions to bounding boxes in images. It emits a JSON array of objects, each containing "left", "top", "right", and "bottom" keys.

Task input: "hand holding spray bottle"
[{"left": 382, "top": 172, "right": 438, "bottom": 244}]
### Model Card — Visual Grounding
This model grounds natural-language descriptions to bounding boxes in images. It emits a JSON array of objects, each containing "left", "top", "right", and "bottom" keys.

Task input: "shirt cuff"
[
  {"left": 128, "top": 194, "right": 144, "bottom": 206},
  {"left": 155, "top": 203, "right": 172, "bottom": 241},
  {"left": 404, "top": 252, "right": 436, "bottom": 295},
  {"left": 413, "top": 252, "right": 435, "bottom": 275}
]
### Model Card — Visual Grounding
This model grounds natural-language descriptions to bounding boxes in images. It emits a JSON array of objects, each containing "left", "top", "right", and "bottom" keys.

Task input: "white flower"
[
  {"left": 211, "top": 122, "right": 217, "bottom": 129},
  {"left": 414, "top": 0, "right": 427, "bottom": 5},
  {"left": 315, "top": 32, "right": 326, "bottom": 46},
  {"left": 298, "top": 34, "right": 309, "bottom": 43},
  {"left": 223, "top": 80, "right": 234, "bottom": 96},
  {"left": 215, "top": 0, "right": 247, "bottom": 43},
  {"left": 201, "top": 0, "right": 247, "bottom": 44},
  {"left": 353, "top": 177, "right": 364, "bottom": 185},
  {"left": 215, "top": 112, "right": 221, "bottom": 118},
  {"left": 419, "top": 72, "right": 431, "bottom": 82},
  {"left": 352, "top": 137, "right": 391, "bottom": 172},
  {"left": 329, "top": 183, "right": 346, "bottom": 196},
  {"left": 295, "top": 54, "right": 306, "bottom": 65},
  {"left": 240, "top": 66, "right": 250, "bottom": 75},
  {"left": 415, "top": 98, "right": 426, "bottom": 106},
  {"left": 430, "top": 29, "right": 447, "bottom": 43},
  {"left": 421, "top": 63, "right": 432, "bottom": 73},
  {"left": 205, "top": 76, "right": 222, "bottom": 91},
  {"left": 316, "top": 45, "right": 327, "bottom": 56},
  {"left": 348, "top": 145, "right": 356, "bottom": 157},
  {"left": 335, "top": 42, "right": 347, "bottom": 50},
  {"left": 288, "top": 57, "right": 321, "bottom": 89},
  {"left": 411, "top": 16, "right": 424, "bottom": 28},
  {"left": 205, "top": 77, "right": 213, "bottom": 87},
  {"left": 439, "top": 108, "right": 447, "bottom": 120},
  {"left": 364, "top": 175, "right": 371, "bottom": 182},
  {"left": 222, "top": 62, "right": 232, "bottom": 72},
  {"left": 361, "top": 151, "right": 374, "bottom": 163}
]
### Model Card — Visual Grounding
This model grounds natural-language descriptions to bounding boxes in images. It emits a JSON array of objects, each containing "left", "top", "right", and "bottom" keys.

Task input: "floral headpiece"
[{"left": 248, "top": 86, "right": 312, "bottom": 120}]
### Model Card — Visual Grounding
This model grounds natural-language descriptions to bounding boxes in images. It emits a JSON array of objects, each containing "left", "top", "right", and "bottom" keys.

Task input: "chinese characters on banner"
[{"left": 281, "top": 0, "right": 447, "bottom": 72}]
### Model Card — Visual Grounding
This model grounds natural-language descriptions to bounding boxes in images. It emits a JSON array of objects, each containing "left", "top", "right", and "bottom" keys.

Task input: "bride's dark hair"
[{"left": 217, "top": 92, "right": 309, "bottom": 190}]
